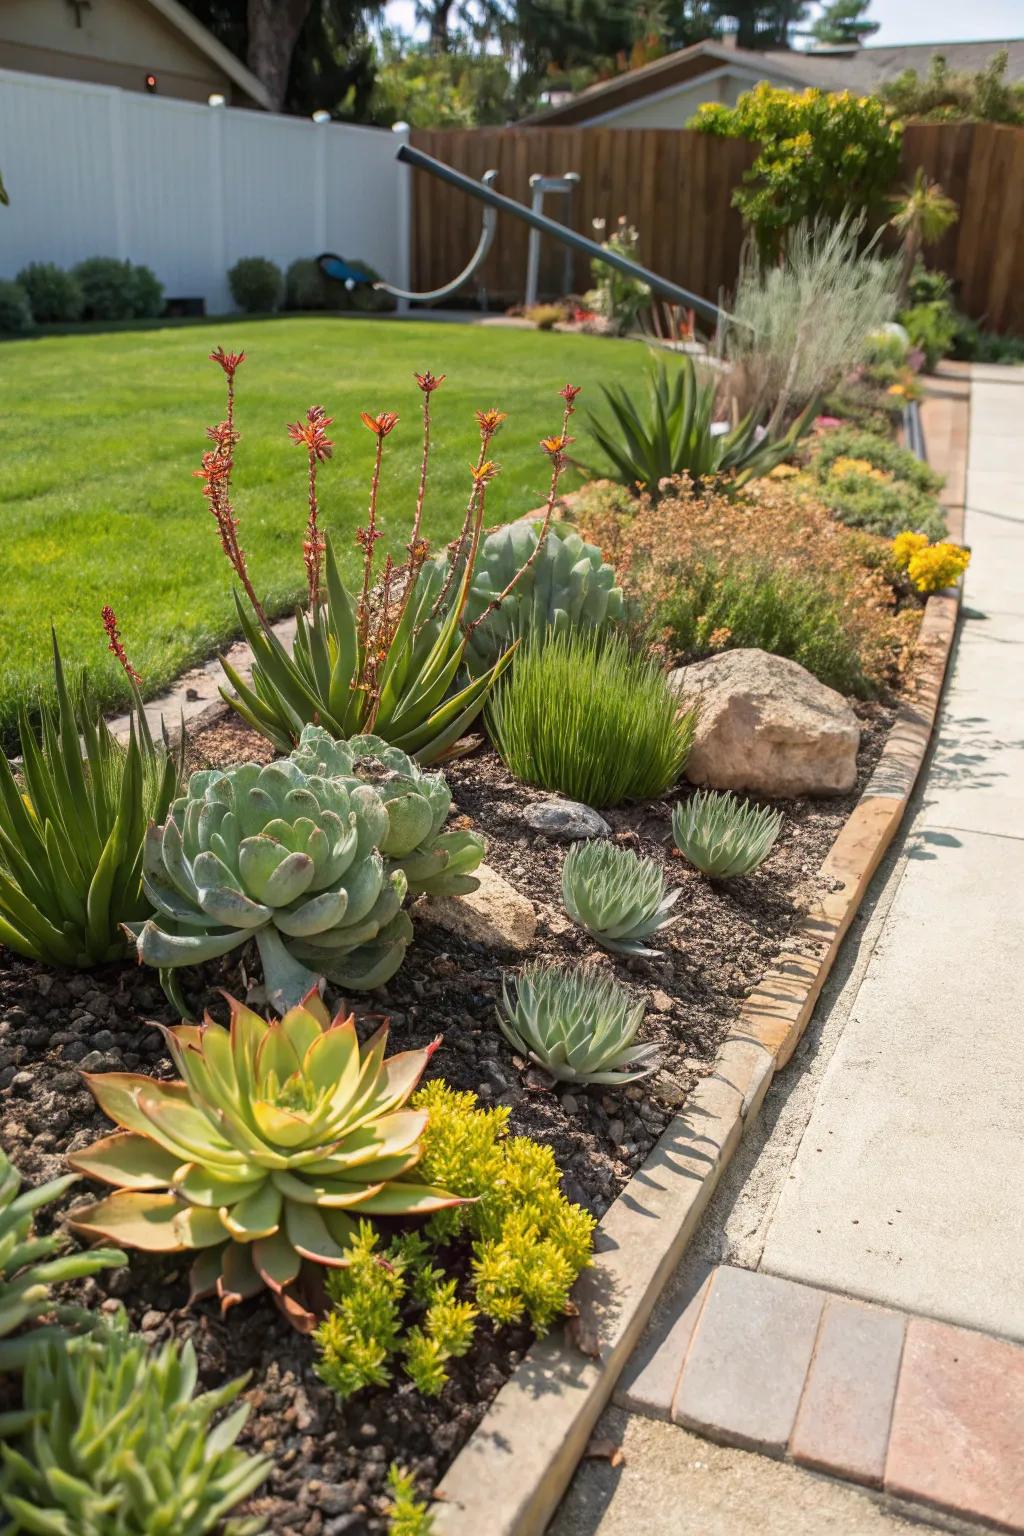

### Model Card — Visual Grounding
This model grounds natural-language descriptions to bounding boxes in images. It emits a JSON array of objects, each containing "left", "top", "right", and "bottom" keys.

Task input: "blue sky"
[{"left": 382, "top": 0, "right": 1024, "bottom": 45}]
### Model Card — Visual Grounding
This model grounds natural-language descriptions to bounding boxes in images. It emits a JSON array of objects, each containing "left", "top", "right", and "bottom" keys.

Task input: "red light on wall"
[{"left": 144, "top": 73, "right": 157, "bottom": 92}]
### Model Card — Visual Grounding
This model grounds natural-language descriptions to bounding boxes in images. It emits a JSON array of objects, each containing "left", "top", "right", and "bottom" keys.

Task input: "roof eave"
[{"left": 140, "top": 0, "right": 273, "bottom": 109}]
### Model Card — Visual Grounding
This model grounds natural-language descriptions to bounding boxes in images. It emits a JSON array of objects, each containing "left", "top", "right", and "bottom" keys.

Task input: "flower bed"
[{"left": 0, "top": 345, "right": 963, "bottom": 1534}]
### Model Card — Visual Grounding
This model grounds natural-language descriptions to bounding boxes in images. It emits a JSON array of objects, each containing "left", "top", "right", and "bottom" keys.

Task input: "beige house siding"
[
  {"left": 583, "top": 65, "right": 796, "bottom": 128},
  {"left": 0, "top": 0, "right": 251, "bottom": 104}
]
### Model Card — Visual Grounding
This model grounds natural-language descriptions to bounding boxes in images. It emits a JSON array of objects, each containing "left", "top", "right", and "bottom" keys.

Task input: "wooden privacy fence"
[{"left": 410, "top": 121, "right": 1024, "bottom": 333}]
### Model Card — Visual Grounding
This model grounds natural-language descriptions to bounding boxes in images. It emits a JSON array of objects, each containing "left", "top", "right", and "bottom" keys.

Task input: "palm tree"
[{"left": 890, "top": 169, "right": 959, "bottom": 303}]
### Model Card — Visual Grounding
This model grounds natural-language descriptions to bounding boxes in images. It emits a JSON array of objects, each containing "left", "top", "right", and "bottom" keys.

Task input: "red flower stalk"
[
  {"left": 475, "top": 408, "right": 507, "bottom": 443},
  {"left": 101, "top": 605, "right": 142, "bottom": 686},
  {"left": 559, "top": 383, "right": 582, "bottom": 406},
  {"left": 288, "top": 406, "right": 334, "bottom": 608},
  {"left": 414, "top": 370, "right": 445, "bottom": 394},
  {"left": 195, "top": 416, "right": 267, "bottom": 628},
  {"left": 360, "top": 410, "right": 399, "bottom": 438},
  {"left": 209, "top": 347, "right": 246, "bottom": 433}
]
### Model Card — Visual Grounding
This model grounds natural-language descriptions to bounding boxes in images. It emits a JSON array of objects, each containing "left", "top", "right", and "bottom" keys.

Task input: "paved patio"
[{"left": 550, "top": 365, "right": 1024, "bottom": 1533}]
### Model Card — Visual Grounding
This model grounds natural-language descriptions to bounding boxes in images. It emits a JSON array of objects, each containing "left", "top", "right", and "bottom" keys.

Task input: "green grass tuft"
[{"left": 487, "top": 628, "right": 695, "bottom": 807}]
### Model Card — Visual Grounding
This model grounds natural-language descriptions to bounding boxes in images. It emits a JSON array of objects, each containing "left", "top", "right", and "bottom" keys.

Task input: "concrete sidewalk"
[{"left": 757, "top": 367, "right": 1024, "bottom": 1343}]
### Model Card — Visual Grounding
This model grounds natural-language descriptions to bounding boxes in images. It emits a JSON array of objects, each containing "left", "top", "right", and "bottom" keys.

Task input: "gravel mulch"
[{"left": 0, "top": 699, "right": 894, "bottom": 1532}]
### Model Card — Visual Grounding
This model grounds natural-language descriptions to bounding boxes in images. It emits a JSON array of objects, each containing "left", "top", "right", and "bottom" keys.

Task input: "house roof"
[
  {"left": 140, "top": 0, "right": 272, "bottom": 109},
  {"left": 522, "top": 36, "right": 1024, "bottom": 127}
]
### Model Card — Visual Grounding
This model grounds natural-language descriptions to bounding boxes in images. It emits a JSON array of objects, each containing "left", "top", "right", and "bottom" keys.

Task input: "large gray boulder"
[{"left": 671, "top": 649, "right": 860, "bottom": 798}]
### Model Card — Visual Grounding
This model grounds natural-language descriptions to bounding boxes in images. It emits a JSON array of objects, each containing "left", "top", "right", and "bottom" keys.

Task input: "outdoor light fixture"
[
  {"left": 208, "top": 92, "right": 226, "bottom": 108},
  {"left": 144, "top": 72, "right": 158, "bottom": 93},
  {"left": 312, "top": 110, "right": 331, "bottom": 124}
]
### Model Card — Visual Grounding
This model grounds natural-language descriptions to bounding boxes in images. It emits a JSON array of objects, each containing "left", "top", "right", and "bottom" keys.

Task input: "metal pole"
[{"left": 396, "top": 141, "right": 736, "bottom": 328}]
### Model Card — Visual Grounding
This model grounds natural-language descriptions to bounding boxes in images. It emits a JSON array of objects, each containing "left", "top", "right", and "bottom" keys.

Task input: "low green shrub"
[
  {"left": 0, "top": 1315, "right": 270, "bottom": 1532},
  {"left": 819, "top": 473, "right": 947, "bottom": 541},
  {"left": 228, "top": 255, "right": 284, "bottom": 312},
  {"left": 656, "top": 551, "right": 875, "bottom": 696},
  {"left": 15, "top": 262, "right": 84, "bottom": 323},
  {"left": 487, "top": 628, "right": 695, "bottom": 807},
  {"left": 315, "top": 1083, "right": 595, "bottom": 1400},
  {"left": 284, "top": 256, "right": 352, "bottom": 311},
  {"left": 811, "top": 426, "right": 943, "bottom": 494},
  {"left": 900, "top": 300, "right": 958, "bottom": 370},
  {"left": 0, "top": 279, "right": 33, "bottom": 335},
  {"left": 73, "top": 256, "right": 162, "bottom": 320},
  {"left": 952, "top": 315, "right": 1024, "bottom": 365},
  {"left": 346, "top": 259, "right": 393, "bottom": 312},
  {"left": 862, "top": 329, "right": 908, "bottom": 369},
  {"left": 386, "top": 1465, "right": 436, "bottom": 1535},
  {"left": 525, "top": 302, "right": 565, "bottom": 330}
]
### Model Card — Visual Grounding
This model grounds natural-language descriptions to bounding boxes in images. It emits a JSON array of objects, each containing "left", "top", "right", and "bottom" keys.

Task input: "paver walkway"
[
  {"left": 551, "top": 367, "right": 1024, "bottom": 1533},
  {"left": 758, "top": 367, "right": 1024, "bottom": 1343}
]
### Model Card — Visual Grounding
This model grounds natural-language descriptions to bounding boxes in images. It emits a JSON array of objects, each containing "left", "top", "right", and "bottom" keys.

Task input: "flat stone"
[
  {"left": 791, "top": 1298, "right": 905, "bottom": 1487},
  {"left": 886, "top": 1317, "right": 1024, "bottom": 1531},
  {"left": 413, "top": 863, "right": 536, "bottom": 952},
  {"left": 673, "top": 1266, "right": 824, "bottom": 1454},
  {"left": 671, "top": 649, "right": 860, "bottom": 799},
  {"left": 522, "top": 799, "right": 611, "bottom": 841},
  {"left": 615, "top": 1263, "right": 714, "bottom": 1420}
]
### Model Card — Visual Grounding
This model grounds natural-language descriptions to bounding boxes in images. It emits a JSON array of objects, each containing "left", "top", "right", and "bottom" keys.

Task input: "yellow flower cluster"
[
  {"left": 893, "top": 530, "right": 970, "bottom": 592},
  {"left": 831, "top": 456, "right": 892, "bottom": 484}
]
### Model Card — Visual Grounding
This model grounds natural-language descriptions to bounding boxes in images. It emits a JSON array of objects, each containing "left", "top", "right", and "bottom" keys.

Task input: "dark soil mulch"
[{"left": 0, "top": 700, "right": 894, "bottom": 1532}]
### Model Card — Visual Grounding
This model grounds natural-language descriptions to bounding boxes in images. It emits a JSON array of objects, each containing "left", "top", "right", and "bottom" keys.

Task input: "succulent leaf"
[
  {"left": 561, "top": 840, "right": 681, "bottom": 957},
  {"left": 70, "top": 994, "right": 461, "bottom": 1327},
  {"left": 500, "top": 962, "right": 660, "bottom": 1085},
  {"left": 671, "top": 790, "right": 783, "bottom": 877}
]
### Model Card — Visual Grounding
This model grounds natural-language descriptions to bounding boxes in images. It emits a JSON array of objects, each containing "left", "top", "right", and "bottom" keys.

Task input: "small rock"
[
  {"left": 649, "top": 988, "right": 675, "bottom": 1013},
  {"left": 413, "top": 863, "right": 537, "bottom": 952},
  {"left": 608, "top": 1117, "right": 625, "bottom": 1143},
  {"left": 78, "top": 1050, "right": 106, "bottom": 1071},
  {"left": 522, "top": 799, "right": 611, "bottom": 841},
  {"left": 561, "top": 1093, "right": 579, "bottom": 1116},
  {"left": 9, "top": 1071, "right": 33, "bottom": 1097}
]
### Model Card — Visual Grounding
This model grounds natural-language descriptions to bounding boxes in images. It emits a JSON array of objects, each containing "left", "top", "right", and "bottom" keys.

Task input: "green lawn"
[{"left": 0, "top": 316, "right": 650, "bottom": 744}]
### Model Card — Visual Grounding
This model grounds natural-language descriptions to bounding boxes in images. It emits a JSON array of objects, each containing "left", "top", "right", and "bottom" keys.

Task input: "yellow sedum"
[
  {"left": 907, "top": 541, "right": 971, "bottom": 593},
  {"left": 892, "top": 530, "right": 930, "bottom": 570}
]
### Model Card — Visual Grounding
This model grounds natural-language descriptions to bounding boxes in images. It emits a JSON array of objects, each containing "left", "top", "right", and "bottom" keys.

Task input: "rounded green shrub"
[
  {"left": 127, "top": 261, "right": 164, "bottom": 319},
  {"left": 73, "top": 256, "right": 137, "bottom": 320},
  {"left": 345, "top": 259, "right": 393, "bottom": 312},
  {"left": 228, "top": 255, "right": 284, "bottom": 313},
  {"left": 285, "top": 256, "right": 333, "bottom": 310},
  {"left": 811, "top": 426, "right": 943, "bottom": 494},
  {"left": 15, "top": 262, "right": 84, "bottom": 323},
  {"left": 0, "top": 279, "right": 34, "bottom": 335}
]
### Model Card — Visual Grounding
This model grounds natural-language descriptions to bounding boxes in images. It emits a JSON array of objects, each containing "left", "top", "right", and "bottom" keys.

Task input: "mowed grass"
[{"left": 0, "top": 316, "right": 651, "bottom": 743}]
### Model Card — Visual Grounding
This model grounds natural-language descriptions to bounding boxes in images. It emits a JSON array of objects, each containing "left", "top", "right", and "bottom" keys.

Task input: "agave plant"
[
  {"left": 586, "top": 353, "right": 816, "bottom": 496},
  {"left": 290, "top": 725, "right": 485, "bottom": 897},
  {"left": 0, "top": 1150, "right": 124, "bottom": 1380},
  {"left": 0, "top": 628, "right": 182, "bottom": 968},
  {"left": 461, "top": 520, "right": 625, "bottom": 674},
  {"left": 499, "top": 962, "right": 660, "bottom": 1085},
  {"left": 204, "top": 354, "right": 579, "bottom": 763},
  {"left": 561, "top": 840, "right": 681, "bottom": 957},
  {"left": 130, "top": 756, "right": 411, "bottom": 1013},
  {"left": 672, "top": 790, "right": 782, "bottom": 877},
  {"left": 69, "top": 991, "right": 461, "bottom": 1329},
  {"left": 0, "top": 1314, "right": 270, "bottom": 1534}
]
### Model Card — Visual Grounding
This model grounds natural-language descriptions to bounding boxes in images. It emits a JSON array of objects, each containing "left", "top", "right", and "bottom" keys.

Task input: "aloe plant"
[
  {"left": 0, "top": 631, "right": 182, "bottom": 968},
  {"left": 290, "top": 725, "right": 485, "bottom": 897},
  {"left": 586, "top": 353, "right": 816, "bottom": 496},
  {"left": 499, "top": 962, "right": 660, "bottom": 1085},
  {"left": 561, "top": 840, "right": 681, "bottom": 957},
  {"left": 69, "top": 991, "right": 462, "bottom": 1328},
  {"left": 672, "top": 790, "right": 783, "bottom": 877},
  {"left": 0, "top": 1315, "right": 270, "bottom": 1534},
  {"left": 0, "top": 1150, "right": 124, "bottom": 1380},
  {"left": 461, "top": 521, "right": 624, "bottom": 674},
  {"left": 130, "top": 756, "right": 411, "bottom": 1012}
]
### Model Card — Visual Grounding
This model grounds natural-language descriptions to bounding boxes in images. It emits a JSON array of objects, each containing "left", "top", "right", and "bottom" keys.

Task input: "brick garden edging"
[{"left": 429, "top": 380, "right": 968, "bottom": 1536}]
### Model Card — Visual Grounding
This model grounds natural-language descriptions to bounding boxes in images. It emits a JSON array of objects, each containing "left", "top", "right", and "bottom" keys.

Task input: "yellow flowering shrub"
[
  {"left": 906, "top": 541, "right": 971, "bottom": 593},
  {"left": 892, "top": 530, "right": 930, "bottom": 570},
  {"left": 831, "top": 456, "right": 892, "bottom": 484}
]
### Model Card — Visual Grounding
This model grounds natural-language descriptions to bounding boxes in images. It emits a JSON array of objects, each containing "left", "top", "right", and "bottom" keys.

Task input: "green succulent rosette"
[
  {"left": 290, "top": 725, "right": 486, "bottom": 897},
  {"left": 130, "top": 756, "right": 411, "bottom": 1011}
]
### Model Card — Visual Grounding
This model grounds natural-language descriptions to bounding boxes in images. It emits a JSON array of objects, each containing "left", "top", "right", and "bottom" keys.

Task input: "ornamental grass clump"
[
  {"left": 0, "top": 622, "right": 183, "bottom": 969},
  {"left": 0, "top": 1315, "right": 270, "bottom": 1534},
  {"left": 289, "top": 725, "right": 485, "bottom": 897},
  {"left": 204, "top": 349, "right": 581, "bottom": 763},
  {"left": 0, "top": 1150, "right": 124, "bottom": 1379},
  {"left": 487, "top": 629, "right": 696, "bottom": 808},
  {"left": 69, "top": 991, "right": 461, "bottom": 1330},
  {"left": 131, "top": 754, "right": 411, "bottom": 1011},
  {"left": 499, "top": 962, "right": 660, "bottom": 1085},
  {"left": 672, "top": 790, "right": 783, "bottom": 878},
  {"left": 561, "top": 840, "right": 681, "bottom": 957}
]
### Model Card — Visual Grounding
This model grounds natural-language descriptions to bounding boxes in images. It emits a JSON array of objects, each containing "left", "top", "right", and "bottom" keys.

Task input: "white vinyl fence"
[{"left": 0, "top": 67, "right": 410, "bottom": 314}]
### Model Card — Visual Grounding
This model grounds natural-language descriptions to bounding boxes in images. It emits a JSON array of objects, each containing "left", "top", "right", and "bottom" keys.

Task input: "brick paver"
[
  {"left": 673, "top": 1266, "right": 824, "bottom": 1453},
  {"left": 886, "top": 1317, "right": 1024, "bottom": 1533},
  {"left": 791, "top": 1297, "right": 905, "bottom": 1487},
  {"left": 615, "top": 1263, "right": 713, "bottom": 1421}
]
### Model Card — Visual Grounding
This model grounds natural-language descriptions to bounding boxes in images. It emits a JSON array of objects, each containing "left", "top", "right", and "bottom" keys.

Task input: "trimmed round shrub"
[
  {"left": 228, "top": 255, "right": 284, "bottom": 313},
  {"left": 286, "top": 257, "right": 331, "bottom": 310},
  {"left": 16, "top": 262, "right": 84, "bottom": 323},
  {"left": 73, "top": 257, "right": 137, "bottom": 320},
  {"left": 127, "top": 262, "right": 164, "bottom": 319},
  {"left": 0, "top": 280, "right": 34, "bottom": 335},
  {"left": 346, "top": 259, "right": 393, "bottom": 312}
]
